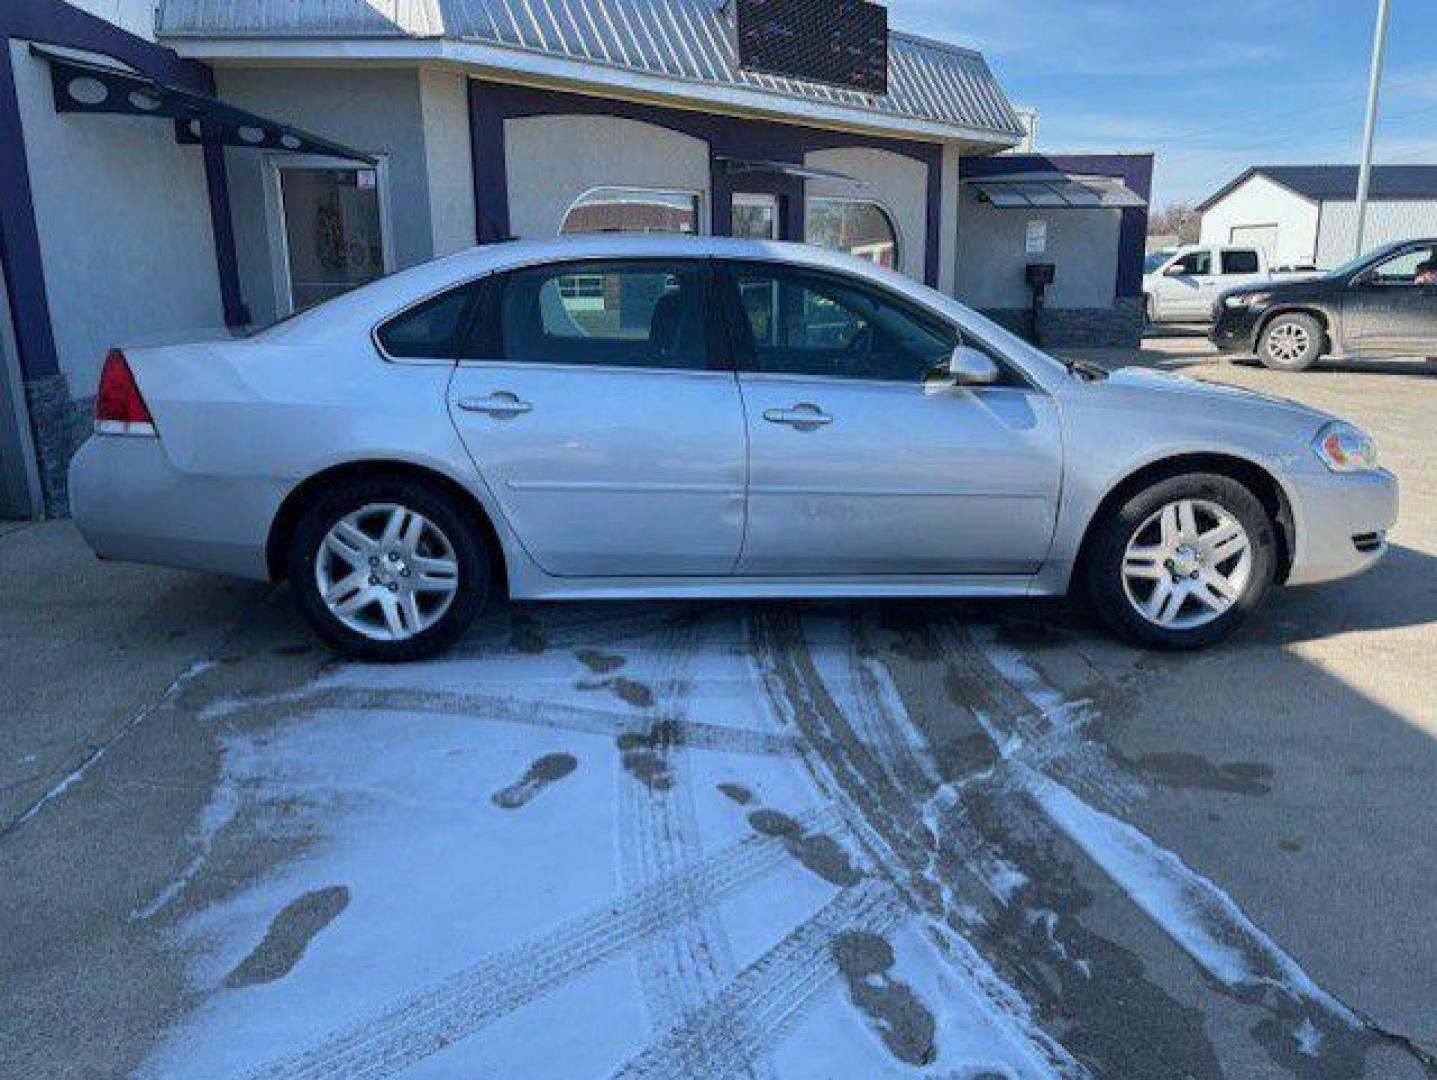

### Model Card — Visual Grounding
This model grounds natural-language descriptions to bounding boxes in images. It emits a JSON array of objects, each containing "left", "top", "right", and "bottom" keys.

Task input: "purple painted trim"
[
  {"left": 0, "top": 0, "right": 248, "bottom": 350},
  {"left": 962, "top": 152, "right": 1155, "bottom": 299},
  {"left": 469, "top": 81, "right": 944, "bottom": 287},
  {"left": 0, "top": 41, "right": 59, "bottom": 381}
]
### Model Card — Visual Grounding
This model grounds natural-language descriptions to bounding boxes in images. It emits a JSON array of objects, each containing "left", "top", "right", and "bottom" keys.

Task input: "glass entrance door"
[
  {"left": 272, "top": 159, "right": 391, "bottom": 314},
  {"left": 732, "top": 193, "right": 780, "bottom": 241}
]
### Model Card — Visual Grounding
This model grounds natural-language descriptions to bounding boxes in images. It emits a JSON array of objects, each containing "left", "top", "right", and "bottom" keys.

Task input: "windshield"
[
  {"left": 1325, "top": 240, "right": 1409, "bottom": 280},
  {"left": 1144, "top": 252, "right": 1174, "bottom": 274}
]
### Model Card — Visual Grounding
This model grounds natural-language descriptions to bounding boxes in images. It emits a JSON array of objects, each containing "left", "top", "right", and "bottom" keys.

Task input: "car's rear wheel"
[
  {"left": 1258, "top": 312, "right": 1323, "bottom": 371},
  {"left": 1086, "top": 473, "right": 1277, "bottom": 650},
  {"left": 288, "top": 476, "right": 491, "bottom": 662}
]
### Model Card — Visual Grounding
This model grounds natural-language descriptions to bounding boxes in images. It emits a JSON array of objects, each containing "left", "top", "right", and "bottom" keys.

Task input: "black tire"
[
  {"left": 287, "top": 475, "right": 492, "bottom": 662},
  {"left": 1085, "top": 472, "right": 1277, "bottom": 651},
  {"left": 1257, "top": 312, "right": 1324, "bottom": 371}
]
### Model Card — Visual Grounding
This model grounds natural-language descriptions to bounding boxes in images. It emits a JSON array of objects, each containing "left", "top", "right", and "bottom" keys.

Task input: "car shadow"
[{"left": 1227, "top": 355, "right": 1437, "bottom": 379}]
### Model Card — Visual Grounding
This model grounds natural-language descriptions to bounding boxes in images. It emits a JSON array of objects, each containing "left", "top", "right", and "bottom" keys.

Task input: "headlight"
[
  {"left": 1313, "top": 421, "right": 1379, "bottom": 473},
  {"left": 1223, "top": 292, "right": 1269, "bottom": 309}
]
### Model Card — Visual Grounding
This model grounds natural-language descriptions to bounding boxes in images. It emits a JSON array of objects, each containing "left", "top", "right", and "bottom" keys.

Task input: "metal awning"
[
  {"left": 32, "top": 46, "right": 375, "bottom": 163},
  {"left": 717, "top": 157, "right": 868, "bottom": 186},
  {"left": 968, "top": 172, "right": 1147, "bottom": 209}
]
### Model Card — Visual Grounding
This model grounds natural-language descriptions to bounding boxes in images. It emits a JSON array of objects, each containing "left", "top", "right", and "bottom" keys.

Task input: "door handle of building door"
[
  {"left": 458, "top": 392, "right": 533, "bottom": 418},
  {"left": 763, "top": 404, "right": 832, "bottom": 430}
]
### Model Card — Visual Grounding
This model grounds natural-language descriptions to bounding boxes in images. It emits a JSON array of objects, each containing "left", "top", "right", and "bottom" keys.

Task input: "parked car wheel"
[
  {"left": 287, "top": 476, "right": 492, "bottom": 662},
  {"left": 1086, "top": 473, "right": 1277, "bottom": 650},
  {"left": 1258, "top": 313, "right": 1324, "bottom": 371}
]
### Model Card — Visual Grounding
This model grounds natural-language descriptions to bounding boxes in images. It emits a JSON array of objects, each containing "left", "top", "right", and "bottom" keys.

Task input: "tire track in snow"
[
  {"left": 749, "top": 610, "right": 1085, "bottom": 1080},
  {"left": 234, "top": 805, "right": 840, "bottom": 1080},
  {"left": 611, "top": 879, "right": 905, "bottom": 1080},
  {"left": 790, "top": 606, "right": 1386, "bottom": 1078},
  {"left": 204, "top": 686, "right": 801, "bottom": 759},
  {"left": 610, "top": 610, "right": 769, "bottom": 1079}
]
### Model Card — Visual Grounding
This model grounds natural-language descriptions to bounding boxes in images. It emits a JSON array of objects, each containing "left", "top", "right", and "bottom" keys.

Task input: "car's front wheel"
[
  {"left": 1086, "top": 473, "right": 1277, "bottom": 650},
  {"left": 288, "top": 475, "right": 492, "bottom": 662},
  {"left": 1258, "top": 312, "right": 1324, "bottom": 371}
]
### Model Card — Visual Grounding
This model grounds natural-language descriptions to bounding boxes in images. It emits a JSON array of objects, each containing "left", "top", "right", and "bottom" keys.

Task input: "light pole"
[{"left": 1354, "top": 0, "right": 1392, "bottom": 259}]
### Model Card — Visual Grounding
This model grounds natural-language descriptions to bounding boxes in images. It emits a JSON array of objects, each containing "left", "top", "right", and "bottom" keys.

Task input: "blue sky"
[{"left": 887, "top": 0, "right": 1437, "bottom": 209}]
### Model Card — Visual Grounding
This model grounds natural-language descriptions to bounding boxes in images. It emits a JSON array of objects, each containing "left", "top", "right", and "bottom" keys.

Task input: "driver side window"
[
  {"left": 728, "top": 265, "right": 956, "bottom": 382},
  {"left": 1365, "top": 248, "right": 1437, "bottom": 287}
]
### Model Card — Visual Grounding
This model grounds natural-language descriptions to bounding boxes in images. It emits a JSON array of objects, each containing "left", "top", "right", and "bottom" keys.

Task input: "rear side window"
[
  {"left": 1221, "top": 250, "right": 1260, "bottom": 274},
  {"left": 376, "top": 284, "right": 482, "bottom": 359},
  {"left": 497, "top": 260, "right": 710, "bottom": 371}
]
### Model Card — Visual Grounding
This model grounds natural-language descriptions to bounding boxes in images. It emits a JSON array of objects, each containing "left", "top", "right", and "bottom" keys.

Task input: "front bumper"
[
  {"left": 69, "top": 436, "right": 278, "bottom": 581},
  {"left": 1285, "top": 466, "right": 1399, "bottom": 586},
  {"left": 1209, "top": 304, "right": 1265, "bottom": 354}
]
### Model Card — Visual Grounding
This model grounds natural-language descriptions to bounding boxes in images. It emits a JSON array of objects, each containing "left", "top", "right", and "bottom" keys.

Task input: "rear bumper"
[
  {"left": 1286, "top": 467, "right": 1399, "bottom": 586},
  {"left": 69, "top": 436, "right": 278, "bottom": 581}
]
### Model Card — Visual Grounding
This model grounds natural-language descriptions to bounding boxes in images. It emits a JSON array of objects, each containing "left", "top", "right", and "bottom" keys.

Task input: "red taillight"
[{"left": 95, "top": 349, "right": 156, "bottom": 435}]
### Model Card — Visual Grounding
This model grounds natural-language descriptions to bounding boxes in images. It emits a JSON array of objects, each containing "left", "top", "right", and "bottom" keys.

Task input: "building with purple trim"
[{"left": 0, "top": 0, "right": 1151, "bottom": 519}]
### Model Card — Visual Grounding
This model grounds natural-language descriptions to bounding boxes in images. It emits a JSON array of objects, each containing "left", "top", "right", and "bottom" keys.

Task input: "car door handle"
[
  {"left": 764, "top": 404, "right": 832, "bottom": 430},
  {"left": 458, "top": 392, "right": 533, "bottom": 418}
]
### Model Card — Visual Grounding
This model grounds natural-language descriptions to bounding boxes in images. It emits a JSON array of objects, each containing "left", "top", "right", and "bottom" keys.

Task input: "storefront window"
[
  {"left": 276, "top": 165, "right": 387, "bottom": 312},
  {"left": 806, "top": 198, "right": 900, "bottom": 269},
  {"left": 561, "top": 188, "right": 700, "bottom": 236}
]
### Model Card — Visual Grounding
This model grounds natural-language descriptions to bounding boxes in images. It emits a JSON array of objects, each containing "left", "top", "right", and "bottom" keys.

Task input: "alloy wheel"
[
  {"left": 315, "top": 503, "right": 461, "bottom": 642},
  {"left": 1266, "top": 322, "right": 1311, "bottom": 364},
  {"left": 1120, "top": 498, "right": 1253, "bottom": 631}
]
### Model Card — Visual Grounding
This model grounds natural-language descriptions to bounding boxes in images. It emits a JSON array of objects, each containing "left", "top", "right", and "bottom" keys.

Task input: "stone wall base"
[
  {"left": 979, "top": 296, "right": 1144, "bottom": 350},
  {"left": 24, "top": 373, "right": 89, "bottom": 517}
]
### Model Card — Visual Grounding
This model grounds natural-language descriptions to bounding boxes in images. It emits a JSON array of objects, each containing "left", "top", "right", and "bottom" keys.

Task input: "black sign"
[{"left": 736, "top": 0, "right": 889, "bottom": 96}]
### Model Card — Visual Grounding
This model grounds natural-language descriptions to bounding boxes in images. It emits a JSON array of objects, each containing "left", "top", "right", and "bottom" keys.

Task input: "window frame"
[
  {"left": 804, "top": 196, "right": 902, "bottom": 269},
  {"left": 712, "top": 259, "right": 1032, "bottom": 390},
  {"left": 456, "top": 257, "right": 733, "bottom": 375},
  {"left": 559, "top": 185, "right": 706, "bottom": 237}
]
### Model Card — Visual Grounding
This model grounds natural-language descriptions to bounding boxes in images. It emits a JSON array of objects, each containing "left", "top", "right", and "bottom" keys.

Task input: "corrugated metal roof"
[
  {"left": 1200, "top": 165, "right": 1437, "bottom": 210},
  {"left": 155, "top": 0, "right": 1023, "bottom": 141}
]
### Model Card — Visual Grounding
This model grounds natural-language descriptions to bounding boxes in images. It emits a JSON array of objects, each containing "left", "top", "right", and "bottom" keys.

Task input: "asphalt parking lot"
[{"left": 2, "top": 338, "right": 1435, "bottom": 1080}]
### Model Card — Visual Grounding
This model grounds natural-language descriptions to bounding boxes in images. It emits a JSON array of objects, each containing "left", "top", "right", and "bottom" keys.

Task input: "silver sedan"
[{"left": 70, "top": 236, "right": 1398, "bottom": 661}]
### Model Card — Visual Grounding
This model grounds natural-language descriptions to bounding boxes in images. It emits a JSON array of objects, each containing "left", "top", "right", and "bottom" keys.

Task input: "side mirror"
[
  {"left": 1163, "top": 264, "right": 1187, "bottom": 277},
  {"left": 949, "top": 345, "right": 1000, "bottom": 387}
]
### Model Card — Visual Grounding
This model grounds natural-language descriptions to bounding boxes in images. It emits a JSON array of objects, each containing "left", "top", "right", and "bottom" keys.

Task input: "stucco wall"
[
  {"left": 1315, "top": 199, "right": 1437, "bottom": 268},
  {"left": 956, "top": 185, "right": 1120, "bottom": 310},
  {"left": 804, "top": 146, "right": 929, "bottom": 283},
  {"left": 420, "top": 69, "right": 475, "bottom": 258},
  {"left": 10, "top": 40, "right": 223, "bottom": 396},
  {"left": 938, "top": 144, "right": 961, "bottom": 296},
  {"left": 1199, "top": 174, "right": 1319, "bottom": 268},
  {"left": 504, "top": 114, "right": 711, "bottom": 239},
  {"left": 62, "top": 0, "right": 157, "bottom": 40},
  {"left": 216, "top": 66, "right": 434, "bottom": 326}
]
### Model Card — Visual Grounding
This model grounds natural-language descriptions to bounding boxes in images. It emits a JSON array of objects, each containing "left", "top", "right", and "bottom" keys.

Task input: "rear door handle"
[
  {"left": 458, "top": 392, "right": 533, "bottom": 418},
  {"left": 763, "top": 403, "right": 832, "bottom": 430}
]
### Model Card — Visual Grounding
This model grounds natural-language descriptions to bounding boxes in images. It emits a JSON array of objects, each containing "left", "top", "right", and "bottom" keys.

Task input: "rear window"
[{"left": 1222, "top": 250, "right": 1261, "bottom": 274}]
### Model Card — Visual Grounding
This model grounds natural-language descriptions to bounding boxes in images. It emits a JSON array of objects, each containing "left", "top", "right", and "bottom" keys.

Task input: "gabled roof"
[
  {"left": 1200, "top": 165, "right": 1437, "bottom": 211},
  {"left": 154, "top": 0, "right": 1023, "bottom": 144}
]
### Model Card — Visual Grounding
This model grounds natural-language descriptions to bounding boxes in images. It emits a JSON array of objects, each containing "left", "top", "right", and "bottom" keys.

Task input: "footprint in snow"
[
  {"left": 492, "top": 753, "right": 580, "bottom": 810},
  {"left": 832, "top": 930, "right": 938, "bottom": 1067},
  {"left": 224, "top": 886, "right": 350, "bottom": 989}
]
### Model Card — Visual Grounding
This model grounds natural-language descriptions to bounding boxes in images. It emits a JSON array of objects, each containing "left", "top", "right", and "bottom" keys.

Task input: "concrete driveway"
[{"left": 2, "top": 340, "right": 1435, "bottom": 1079}]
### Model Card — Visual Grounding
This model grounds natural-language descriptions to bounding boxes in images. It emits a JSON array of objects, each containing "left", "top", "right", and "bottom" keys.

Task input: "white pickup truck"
[{"left": 1143, "top": 244, "right": 1313, "bottom": 324}]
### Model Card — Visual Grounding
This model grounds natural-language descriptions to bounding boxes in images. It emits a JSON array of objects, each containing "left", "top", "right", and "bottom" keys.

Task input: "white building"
[{"left": 1198, "top": 165, "right": 1437, "bottom": 271}]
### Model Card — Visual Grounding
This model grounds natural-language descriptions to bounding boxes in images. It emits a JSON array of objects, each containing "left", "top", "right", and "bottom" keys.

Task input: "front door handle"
[
  {"left": 458, "top": 392, "right": 533, "bottom": 418},
  {"left": 763, "top": 403, "right": 832, "bottom": 431}
]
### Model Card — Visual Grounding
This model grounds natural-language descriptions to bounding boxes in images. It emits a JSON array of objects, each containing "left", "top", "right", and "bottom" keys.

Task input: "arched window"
[
  {"left": 806, "top": 198, "right": 900, "bottom": 269},
  {"left": 560, "top": 187, "right": 700, "bottom": 236}
]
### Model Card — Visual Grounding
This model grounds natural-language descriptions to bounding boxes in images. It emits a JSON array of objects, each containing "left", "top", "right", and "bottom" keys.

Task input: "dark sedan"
[{"left": 1211, "top": 238, "right": 1437, "bottom": 370}]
